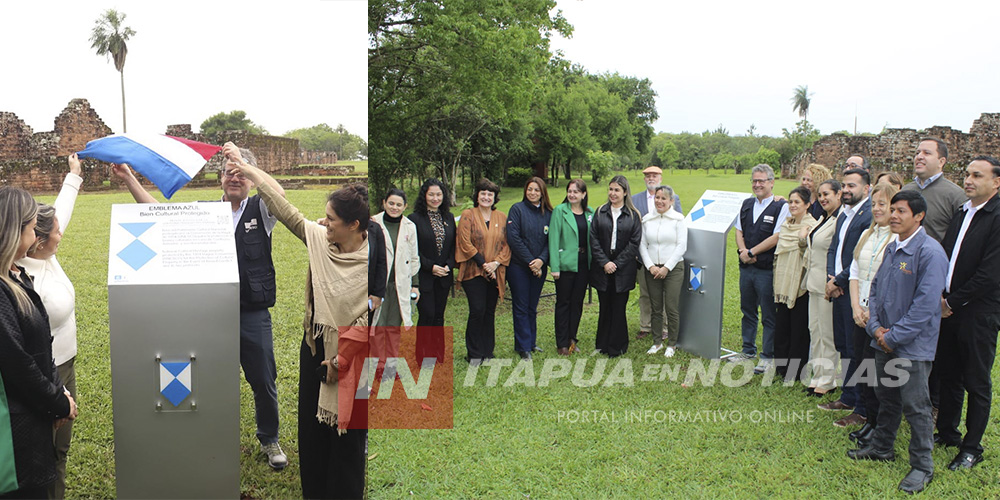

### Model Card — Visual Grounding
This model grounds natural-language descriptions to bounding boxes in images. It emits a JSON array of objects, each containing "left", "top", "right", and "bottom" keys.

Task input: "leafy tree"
[
  {"left": 778, "top": 119, "right": 822, "bottom": 166},
  {"left": 90, "top": 9, "right": 136, "bottom": 132},
  {"left": 752, "top": 146, "right": 782, "bottom": 173},
  {"left": 712, "top": 152, "right": 736, "bottom": 174},
  {"left": 284, "top": 123, "right": 368, "bottom": 160},
  {"left": 658, "top": 141, "right": 680, "bottom": 170},
  {"left": 586, "top": 150, "right": 617, "bottom": 183},
  {"left": 200, "top": 111, "right": 268, "bottom": 141},
  {"left": 370, "top": 0, "right": 571, "bottom": 205},
  {"left": 791, "top": 85, "right": 813, "bottom": 121},
  {"left": 596, "top": 73, "right": 658, "bottom": 160}
]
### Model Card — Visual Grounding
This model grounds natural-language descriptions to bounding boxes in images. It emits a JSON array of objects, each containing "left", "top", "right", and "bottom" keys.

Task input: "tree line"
[{"left": 369, "top": 0, "right": 825, "bottom": 207}]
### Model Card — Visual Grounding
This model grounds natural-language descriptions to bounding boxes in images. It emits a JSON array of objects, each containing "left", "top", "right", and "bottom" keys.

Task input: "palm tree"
[
  {"left": 791, "top": 85, "right": 813, "bottom": 121},
  {"left": 90, "top": 9, "right": 136, "bottom": 132}
]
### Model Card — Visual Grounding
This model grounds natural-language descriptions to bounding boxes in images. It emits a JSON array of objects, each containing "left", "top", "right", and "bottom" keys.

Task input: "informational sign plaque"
[
  {"left": 678, "top": 191, "right": 750, "bottom": 359},
  {"left": 108, "top": 202, "right": 240, "bottom": 499}
]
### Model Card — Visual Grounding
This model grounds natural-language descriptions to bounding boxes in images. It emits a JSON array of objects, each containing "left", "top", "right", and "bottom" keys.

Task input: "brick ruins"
[
  {"left": 792, "top": 113, "right": 1000, "bottom": 182},
  {"left": 0, "top": 99, "right": 342, "bottom": 193}
]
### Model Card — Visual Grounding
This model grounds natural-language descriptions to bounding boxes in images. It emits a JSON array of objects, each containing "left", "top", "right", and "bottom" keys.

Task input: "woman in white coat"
[
  {"left": 16, "top": 153, "right": 83, "bottom": 499},
  {"left": 638, "top": 185, "right": 687, "bottom": 357},
  {"left": 372, "top": 188, "right": 420, "bottom": 377}
]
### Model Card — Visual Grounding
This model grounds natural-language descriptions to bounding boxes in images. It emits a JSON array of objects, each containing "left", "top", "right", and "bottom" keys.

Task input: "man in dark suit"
[
  {"left": 632, "top": 166, "right": 682, "bottom": 340},
  {"left": 935, "top": 155, "right": 1000, "bottom": 470},
  {"left": 818, "top": 167, "right": 872, "bottom": 428}
]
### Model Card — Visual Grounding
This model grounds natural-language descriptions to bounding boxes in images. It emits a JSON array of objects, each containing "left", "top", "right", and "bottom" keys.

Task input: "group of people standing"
[
  {"left": 735, "top": 138, "right": 1000, "bottom": 494},
  {"left": 367, "top": 167, "right": 689, "bottom": 365}
]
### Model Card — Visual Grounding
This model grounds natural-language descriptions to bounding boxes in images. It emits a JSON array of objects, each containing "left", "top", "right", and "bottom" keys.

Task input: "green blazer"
[{"left": 548, "top": 202, "right": 594, "bottom": 273}]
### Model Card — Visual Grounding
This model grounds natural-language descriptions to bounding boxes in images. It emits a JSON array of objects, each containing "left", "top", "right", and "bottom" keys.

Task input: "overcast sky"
[
  {"left": 0, "top": 0, "right": 366, "bottom": 140},
  {"left": 550, "top": 0, "right": 1000, "bottom": 138}
]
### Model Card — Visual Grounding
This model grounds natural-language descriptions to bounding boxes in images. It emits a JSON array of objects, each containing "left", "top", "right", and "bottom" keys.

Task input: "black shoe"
[
  {"left": 947, "top": 451, "right": 983, "bottom": 470},
  {"left": 856, "top": 425, "right": 876, "bottom": 447},
  {"left": 518, "top": 351, "right": 532, "bottom": 360},
  {"left": 849, "top": 423, "right": 874, "bottom": 443},
  {"left": 933, "top": 433, "right": 961, "bottom": 447},
  {"left": 804, "top": 386, "right": 816, "bottom": 394},
  {"left": 898, "top": 468, "right": 932, "bottom": 494},
  {"left": 847, "top": 445, "right": 895, "bottom": 462}
]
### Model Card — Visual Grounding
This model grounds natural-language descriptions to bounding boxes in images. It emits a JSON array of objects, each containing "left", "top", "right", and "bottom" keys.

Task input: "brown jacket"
[{"left": 456, "top": 207, "right": 511, "bottom": 299}]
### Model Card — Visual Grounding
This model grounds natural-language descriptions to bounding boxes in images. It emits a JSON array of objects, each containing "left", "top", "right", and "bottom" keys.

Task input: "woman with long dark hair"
[
  {"left": 455, "top": 179, "right": 511, "bottom": 364},
  {"left": 804, "top": 179, "right": 843, "bottom": 396},
  {"left": 590, "top": 175, "right": 642, "bottom": 357},
  {"left": 231, "top": 163, "right": 368, "bottom": 500},
  {"left": 506, "top": 176, "right": 553, "bottom": 360},
  {"left": 548, "top": 179, "right": 593, "bottom": 355},
  {"left": 0, "top": 186, "right": 78, "bottom": 498},
  {"left": 408, "top": 179, "right": 455, "bottom": 362}
]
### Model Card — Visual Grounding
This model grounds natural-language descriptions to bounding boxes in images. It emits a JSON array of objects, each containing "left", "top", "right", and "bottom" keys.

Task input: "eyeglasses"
[
  {"left": 222, "top": 170, "right": 246, "bottom": 180},
  {"left": 751, "top": 179, "right": 770, "bottom": 185},
  {"left": 845, "top": 163, "right": 862, "bottom": 169}
]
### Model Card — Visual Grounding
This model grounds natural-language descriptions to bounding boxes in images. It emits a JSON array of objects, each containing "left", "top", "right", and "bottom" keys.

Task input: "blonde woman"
[
  {"left": 16, "top": 154, "right": 83, "bottom": 499},
  {"left": 0, "top": 187, "right": 78, "bottom": 498},
  {"left": 845, "top": 183, "right": 898, "bottom": 446},
  {"left": 800, "top": 163, "right": 832, "bottom": 220}
]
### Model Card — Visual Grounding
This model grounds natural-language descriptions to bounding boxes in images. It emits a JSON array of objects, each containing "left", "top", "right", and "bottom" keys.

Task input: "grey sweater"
[{"left": 901, "top": 175, "right": 966, "bottom": 242}]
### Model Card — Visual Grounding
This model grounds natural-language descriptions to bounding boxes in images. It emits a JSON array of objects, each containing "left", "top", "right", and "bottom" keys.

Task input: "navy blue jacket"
[
  {"left": 866, "top": 227, "right": 948, "bottom": 361},
  {"left": 507, "top": 200, "right": 552, "bottom": 267},
  {"left": 827, "top": 198, "right": 872, "bottom": 289}
]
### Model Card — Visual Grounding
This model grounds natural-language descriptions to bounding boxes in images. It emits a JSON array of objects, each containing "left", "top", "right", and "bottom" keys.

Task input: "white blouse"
[
  {"left": 17, "top": 173, "right": 82, "bottom": 365},
  {"left": 639, "top": 208, "right": 687, "bottom": 271}
]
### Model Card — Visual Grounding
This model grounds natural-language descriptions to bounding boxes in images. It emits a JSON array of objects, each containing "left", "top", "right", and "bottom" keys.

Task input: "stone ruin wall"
[
  {"left": 0, "top": 100, "right": 336, "bottom": 193},
  {"left": 792, "top": 113, "right": 1000, "bottom": 184},
  {"left": 0, "top": 99, "right": 114, "bottom": 192}
]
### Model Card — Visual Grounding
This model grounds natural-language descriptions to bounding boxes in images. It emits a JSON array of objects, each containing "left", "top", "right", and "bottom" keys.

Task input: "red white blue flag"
[{"left": 77, "top": 134, "right": 222, "bottom": 198}]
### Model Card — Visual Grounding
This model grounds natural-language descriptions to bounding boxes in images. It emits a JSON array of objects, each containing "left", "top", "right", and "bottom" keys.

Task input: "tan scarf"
[
  {"left": 300, "top": 223, "right": 369, "bottom": 432},
  {"left": 774, "top": 213, "right": 817, "bottom": 307},
  {"left": 455, "top": 207, "right": 511, "bottom": 300},
  {"left": 257, "top": 183, "right": 368, "bottom": 432}
]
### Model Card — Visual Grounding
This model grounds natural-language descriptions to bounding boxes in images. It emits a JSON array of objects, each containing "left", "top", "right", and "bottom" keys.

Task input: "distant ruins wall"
[{"left": 792, "top": 113, "right": 1000, "bottom": 183}]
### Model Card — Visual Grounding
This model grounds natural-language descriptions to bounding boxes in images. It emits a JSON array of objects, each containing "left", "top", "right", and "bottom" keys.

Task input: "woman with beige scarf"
[
  {"left": 772, "top": 186, "right": 818, "bottom": 383},
  {"left": 455, "top": 178, "right": 511, "bottom": 365},
  {"left": 233, "top": 162, "right": 368, "bottom": 499}
]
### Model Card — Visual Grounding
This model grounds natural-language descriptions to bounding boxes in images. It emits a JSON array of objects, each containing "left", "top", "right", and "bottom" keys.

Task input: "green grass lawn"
[{"left": 41, "top": 171, "right": 999, "bottom": 498}]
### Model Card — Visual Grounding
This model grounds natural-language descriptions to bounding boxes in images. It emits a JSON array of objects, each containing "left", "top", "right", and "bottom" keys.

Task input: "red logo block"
[{"left": 351, "top": 326, "right": 453, "bottom": 429}]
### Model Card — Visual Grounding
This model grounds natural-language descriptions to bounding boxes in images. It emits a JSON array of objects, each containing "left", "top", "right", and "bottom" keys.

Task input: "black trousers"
[
  {"left": 415, "top": 279, "right": 449, "bottom": 363},
  {"left": 463, "top": 277, "right": 498, "bottom": 360},
  {"left": 595, "top": 289, "right": 630, "bottom": 357},
  {"left": 298, "top": 337, "right": 366, "bottom": 499},
  {"left": 416, "top": 278, "right": 450, "bottom": 327},
  {"left": 861, "top": 339, "right": 881, "bottom": 427},
  {"left": 773, "top": 294, "right": 809, "bottom": 382},
  {"left": 936, "top": 310, "right": 1000, "bottom": 455},
  {"left": 554, "top": 264, "right": 589, "bottom": 349}
]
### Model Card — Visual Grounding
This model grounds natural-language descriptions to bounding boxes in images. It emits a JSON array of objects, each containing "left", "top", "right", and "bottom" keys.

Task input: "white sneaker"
[
  {"left": 727, "top": 353, "right": 755, "bottom": 363},
  {"left": 753, "top": 358, "right": 773, "bottom": 375},
  {"left": 664, "top": 347, "right": 676, "bottom": 358},
  {"left": 262, "top": 442, "right": 287, "bottom": 470},
  {"left": 647, "top": 344, "right": 665, "bottom": 354}
]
